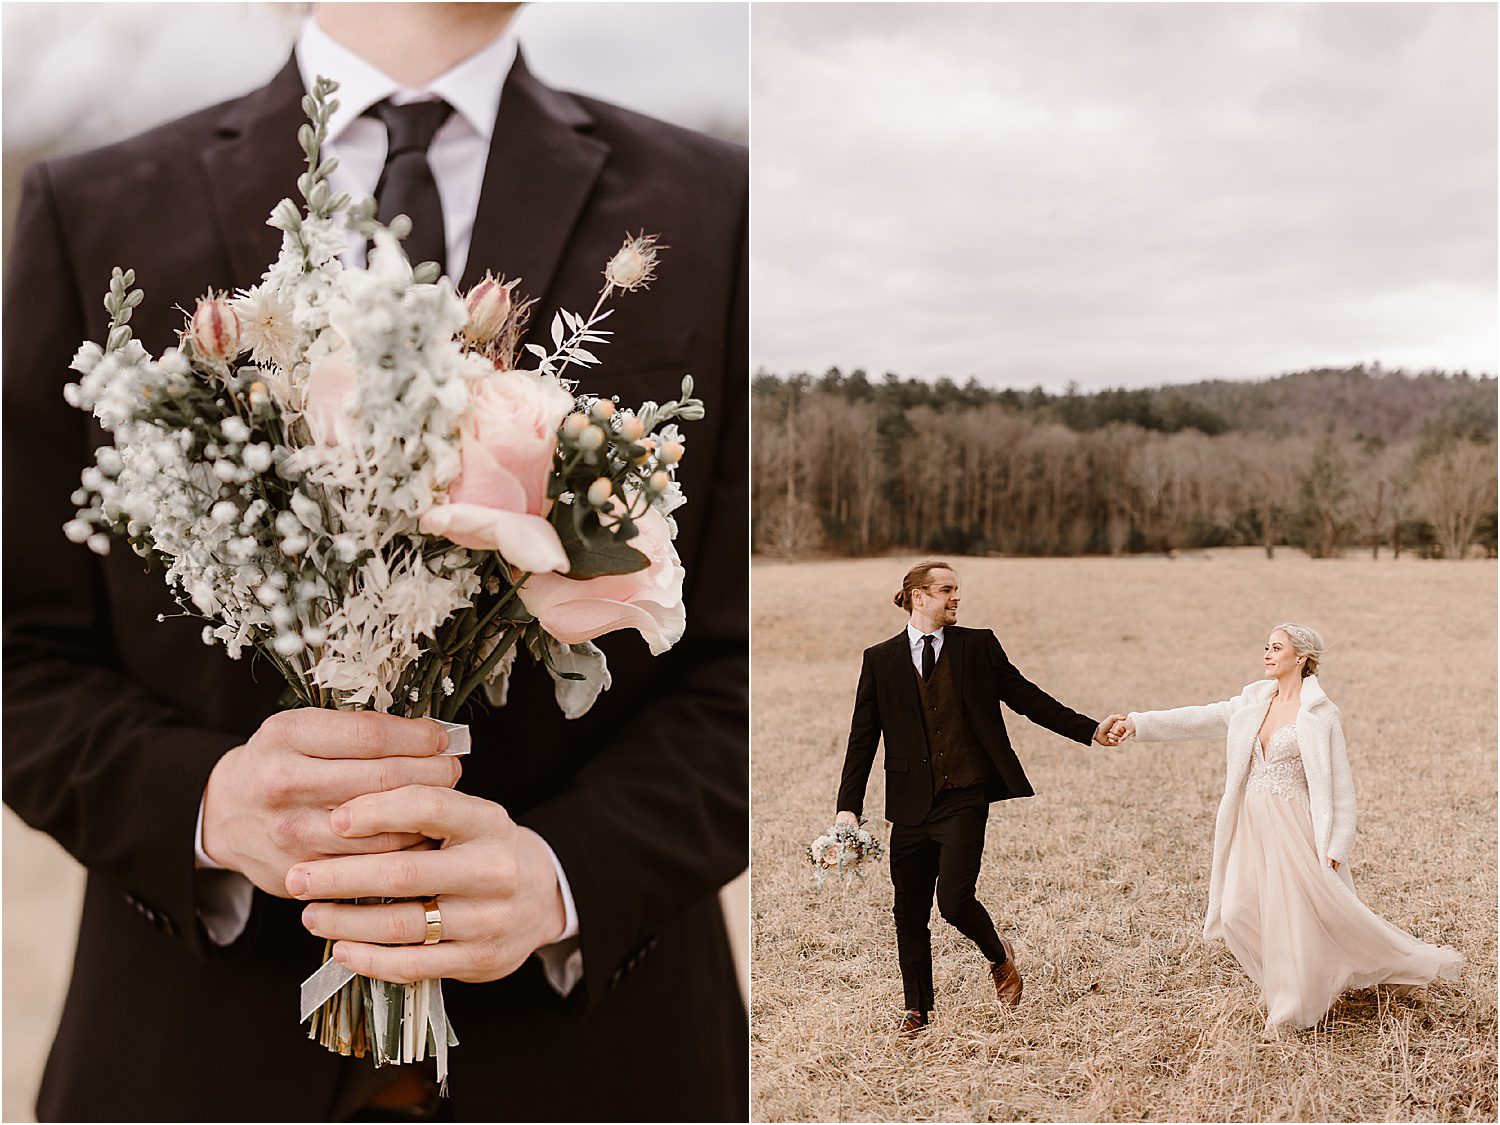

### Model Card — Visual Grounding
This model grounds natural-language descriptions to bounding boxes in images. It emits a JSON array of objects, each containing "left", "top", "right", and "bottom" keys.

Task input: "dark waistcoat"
[{"left": 915, "top": 654, "right": 987, "bottom": 793}]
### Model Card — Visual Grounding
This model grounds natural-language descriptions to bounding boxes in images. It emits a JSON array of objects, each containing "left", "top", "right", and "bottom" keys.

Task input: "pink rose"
[
  {"left": 518, "top": 503, "right": 685, "bottom": 655},
  {"left": 302, "top": 346, "right": 359, "bottom": 446},
  {"left": 419, "top": 370, "right": 576, "bottom": 574}
]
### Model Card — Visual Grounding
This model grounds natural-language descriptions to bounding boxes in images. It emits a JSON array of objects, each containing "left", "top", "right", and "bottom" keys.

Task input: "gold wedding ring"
[{"left": 422, "top": 898, "right": 442, "bottom": 945}]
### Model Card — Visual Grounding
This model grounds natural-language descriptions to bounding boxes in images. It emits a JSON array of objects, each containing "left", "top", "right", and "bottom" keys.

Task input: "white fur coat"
[{"left": 1128, "top": 674, "right": 1357, "bottom": 938}]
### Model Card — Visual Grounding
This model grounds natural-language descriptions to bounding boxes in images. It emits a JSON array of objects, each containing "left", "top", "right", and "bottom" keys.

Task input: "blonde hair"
[
  {"left": 1272, "top": 622, "right": 1326, "bottom": 677},
  {"left": 893, "top": 560, "right": 955, "bottom": 613}
]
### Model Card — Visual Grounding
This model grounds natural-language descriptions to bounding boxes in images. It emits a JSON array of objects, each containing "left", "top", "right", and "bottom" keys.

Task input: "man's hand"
[
  {"left": 835, "top": 810, "right": 860, "bottom": 828},
  {"left": 292, "top": 787, "right": 567, "bottom": 985},
  {"left": 1093, "top": 714, "right": 1128, "bottom": 746},
  {"left": 200, "top": 710, "right": 460, "bottom": 897}
]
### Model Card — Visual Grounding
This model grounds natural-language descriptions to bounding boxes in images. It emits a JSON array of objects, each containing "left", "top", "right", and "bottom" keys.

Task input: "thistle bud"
[
  {"left": 603, "top": 234, "right": 662, "bottom": 292},
  {"left": 190, "top": 297, "right": 242, "bottom": 361},
  {"left": 659, "top": 441, "right": 685, "bottom": 465},
  {"left": 618, "top": 415, "right": 645, "bottom": 442},
  {"left": 462, "top": 275, "right": 512, "bottom": 343},
  {"left": 577, "top": 424, "right": 606, "bottom": 452},
  {"left": 587, "top": 478, "right": 613, "bottom": 507},
  {"left": 589, "top": 399, "right": 615, "bottom": 423},
  {"left": 647, "top": 470, "right": 671, "bottom": 494}
]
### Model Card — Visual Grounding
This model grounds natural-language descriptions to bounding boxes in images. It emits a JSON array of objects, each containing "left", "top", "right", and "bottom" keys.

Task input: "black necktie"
[
  {"left": 367, "top": 98, "right": 454, "bottom": 274},
  {"left": 921, "top": 634, "right": 935, "bottom": 681}
]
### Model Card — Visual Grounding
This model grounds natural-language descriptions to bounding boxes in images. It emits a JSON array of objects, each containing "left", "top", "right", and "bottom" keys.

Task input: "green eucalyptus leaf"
[{"left": 551, "top": 503, "right": 649, "bottom": 579}]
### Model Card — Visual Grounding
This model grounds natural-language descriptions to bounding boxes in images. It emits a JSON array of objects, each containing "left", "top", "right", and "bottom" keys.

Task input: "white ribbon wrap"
[
  {"left": 435, "top": 719, "right": 470, "bottom": 756},
  {"left": 299, "top": 957, "right": 357, "bottom": 1023}
]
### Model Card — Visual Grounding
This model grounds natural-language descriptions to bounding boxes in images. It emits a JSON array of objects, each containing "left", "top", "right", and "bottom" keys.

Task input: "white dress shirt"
[
  {"left": 906, "top": 622, "right": 945, "bottom": 674},
  {"left": 194, "top": 15, "right": 583, "bottom": 995},
  {"left": 294, "top": 14, "right": 517, "bottom": 281}
]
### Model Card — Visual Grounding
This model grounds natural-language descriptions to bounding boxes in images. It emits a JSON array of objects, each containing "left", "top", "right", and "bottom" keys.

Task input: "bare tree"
[
  {"left": 1236, "top": 437, "right": 1303, "bottom": 558},
  {"left": 1121, "top": 433, "right": 1186, "bottom": 552},
  {"left": 1298, "top": 438, "right": 1355, "bottom": 558},
  {"left": 1413, "top": 441, "right": 1497, "bottom": 559}
]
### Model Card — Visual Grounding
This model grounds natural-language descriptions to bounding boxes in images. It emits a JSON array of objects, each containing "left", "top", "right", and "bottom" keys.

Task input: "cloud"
[{"left": 752, "top": 3, "right": 1497, "bottom": 388}]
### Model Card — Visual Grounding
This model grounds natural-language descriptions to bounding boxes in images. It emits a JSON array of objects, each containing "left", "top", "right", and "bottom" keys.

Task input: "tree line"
[{"left": 752, "top": 366, "right": 1497, "bottom": 559}]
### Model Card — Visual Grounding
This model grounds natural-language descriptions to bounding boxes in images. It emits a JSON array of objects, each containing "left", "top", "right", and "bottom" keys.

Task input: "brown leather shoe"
[
  {"left": 990, "top": 938, "right": 1023, "bottom": 1007},
  {"left": 898, "top": 1009, "right": 930, "bottom": 1036}
]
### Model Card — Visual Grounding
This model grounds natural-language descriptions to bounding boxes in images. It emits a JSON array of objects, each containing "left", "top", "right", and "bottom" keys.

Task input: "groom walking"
[{"left": 836, "top": 561, "right": 1121, "bottom": 1033}]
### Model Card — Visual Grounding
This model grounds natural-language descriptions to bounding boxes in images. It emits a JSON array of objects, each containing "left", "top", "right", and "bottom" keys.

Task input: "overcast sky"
[
  {"left": 752, "top": 2, "right": 1497, "bottom": 390},
  {"left": 1, "top": 2, "right": 747, "bottom": 155}
]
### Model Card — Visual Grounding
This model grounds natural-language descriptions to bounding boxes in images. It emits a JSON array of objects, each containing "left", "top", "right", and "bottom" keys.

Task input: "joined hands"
[{"left": 1093, "top": 714, "right": 1135, "bottom": 747}]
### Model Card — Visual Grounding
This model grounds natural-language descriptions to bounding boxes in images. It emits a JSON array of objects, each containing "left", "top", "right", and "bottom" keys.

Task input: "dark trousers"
[{"left": 889, "top": 785, "right": 1006, "bottom": 1012}]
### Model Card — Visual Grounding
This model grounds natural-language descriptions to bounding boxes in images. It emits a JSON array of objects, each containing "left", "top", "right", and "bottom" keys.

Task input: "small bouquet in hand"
[
  {"left": 806, "top": 822, "right": 885, "bottom": 887},
  {"left": 62, "top": 77, "right": 702, "bottom": 1086}
]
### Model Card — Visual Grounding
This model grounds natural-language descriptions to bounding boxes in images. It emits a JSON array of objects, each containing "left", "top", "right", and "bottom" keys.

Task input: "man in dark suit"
[
  {"left": 836, "top": 560, "right": 1121, "bottom": 1034},
  {"left": 3, "top": 5, "right": 746, "bottom": 1120}
]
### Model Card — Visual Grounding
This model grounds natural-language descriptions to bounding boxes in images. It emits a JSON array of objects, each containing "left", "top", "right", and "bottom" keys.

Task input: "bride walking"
[{"left": 1115, "top": 623, "right": 1462, "bottom": 1033}]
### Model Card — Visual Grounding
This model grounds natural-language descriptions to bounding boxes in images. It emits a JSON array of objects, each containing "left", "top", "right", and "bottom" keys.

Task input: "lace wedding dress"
[{"left": 1209, "top": 723, "right": 1463, "bottom": 1031}]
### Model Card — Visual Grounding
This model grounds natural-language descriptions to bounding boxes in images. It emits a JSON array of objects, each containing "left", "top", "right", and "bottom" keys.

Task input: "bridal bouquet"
[
  {"left": 806, "top": 822, "right": 885, "bottom": 887},
  {"left": 62, "top": 77, "right": 701, "bottom": 1085}
]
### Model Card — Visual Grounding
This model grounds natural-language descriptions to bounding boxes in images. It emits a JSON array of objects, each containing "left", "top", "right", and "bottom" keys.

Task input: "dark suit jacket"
[
  {"left": 837, "top": 626, "right": 1098, "bottom": 826},
  {"left": 2, "top": 53, "right": 747, "bottom": 1122}
]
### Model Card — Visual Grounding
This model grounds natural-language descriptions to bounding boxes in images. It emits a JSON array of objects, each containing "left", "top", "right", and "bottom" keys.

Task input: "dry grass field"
[{"left": 751, "top": 550, "right": 1496, "bottom": 1122}]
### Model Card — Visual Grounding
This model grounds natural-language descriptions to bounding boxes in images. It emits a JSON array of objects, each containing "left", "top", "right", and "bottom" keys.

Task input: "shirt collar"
[
  {"left": 295, "top": 16, "right": 518, "bottom": 145},
  {"left": 906, "top": 622, "right": 944, "bottom": 646}
]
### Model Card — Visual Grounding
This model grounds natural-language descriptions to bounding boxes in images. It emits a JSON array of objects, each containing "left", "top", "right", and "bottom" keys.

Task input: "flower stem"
[{"left": 442, "top": 622, "right": 525, "bottom": 719}]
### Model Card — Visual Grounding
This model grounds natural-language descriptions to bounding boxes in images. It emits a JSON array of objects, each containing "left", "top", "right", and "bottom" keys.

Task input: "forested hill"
[
  {"left": 752, "top": 364, "right": 1497, "bottom": 444},
  {"left": 752, "top": 363, "right": 1496, "bottom": 560}
]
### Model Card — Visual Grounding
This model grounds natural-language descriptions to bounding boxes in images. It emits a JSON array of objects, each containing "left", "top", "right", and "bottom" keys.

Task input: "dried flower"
[
  {"left": 603, "top": 233, "right": 663, "bottom": 293},
  {"left": 190, "top": 296, "right": 242, "bottom": 361},
  {"left": 462, "top": 274, "right": 513, "bottom": 343},
  {"left": 232, "top": 285, "right": 298, "bottom": 371}
]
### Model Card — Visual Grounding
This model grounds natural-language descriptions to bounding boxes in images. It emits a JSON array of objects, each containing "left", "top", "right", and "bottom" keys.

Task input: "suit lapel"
[
  {"left": 200, "top": 57, "right": 309, "bottom": 288},
  {"left": 198, "top": 51, "right": 610, "bottom": 311},
  {"left": 459, "top": 50, "right": 609, "bottom": 305},
  {"left": 884, "top": 631, "right": 922, "bottom": 727}
]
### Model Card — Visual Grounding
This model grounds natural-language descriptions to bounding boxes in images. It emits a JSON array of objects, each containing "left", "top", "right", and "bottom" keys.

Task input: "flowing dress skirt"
[{"left": 1210, "top": 731, "right": 1463, "bottom": 1031}]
